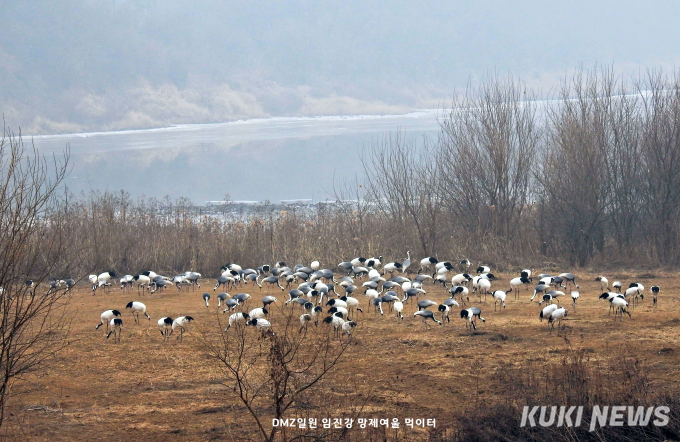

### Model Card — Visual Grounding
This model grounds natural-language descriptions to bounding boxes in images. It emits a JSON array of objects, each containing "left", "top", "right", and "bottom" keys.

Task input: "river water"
[{"left": 30, "top": 110, "right": 441, "bottom": 202}]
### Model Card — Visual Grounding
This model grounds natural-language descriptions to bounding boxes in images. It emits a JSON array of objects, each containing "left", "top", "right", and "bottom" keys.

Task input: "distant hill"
[{"left": 2, "top": 1, "right": 680, "bottom": 134}]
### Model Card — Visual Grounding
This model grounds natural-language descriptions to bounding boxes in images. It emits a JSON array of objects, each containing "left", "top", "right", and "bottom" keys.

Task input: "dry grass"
[{"left": 3, "top": 271, "right": 680, "bottom": 441}]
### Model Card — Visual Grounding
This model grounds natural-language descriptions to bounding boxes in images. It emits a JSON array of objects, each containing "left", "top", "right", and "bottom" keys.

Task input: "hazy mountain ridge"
[{"left": 3, "top": 1, "right": 680, "bottom": 134}]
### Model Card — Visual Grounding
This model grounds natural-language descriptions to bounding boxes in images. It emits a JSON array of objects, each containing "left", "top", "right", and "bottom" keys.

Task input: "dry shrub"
[{"left": 436, "top": 348, "right": 680, "bottom": 442}]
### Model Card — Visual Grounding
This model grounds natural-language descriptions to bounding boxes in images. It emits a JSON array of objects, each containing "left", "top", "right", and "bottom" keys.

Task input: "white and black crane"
[
  {"left": 548, "top": 307, "right": 567, "bottom": 332},
  {"left": 651, "top": 286, "right": 660, "bottom": 306},
  {"left": 126, "top": 301, "right": 150, "bottom": 324},
  {"left": 172, "top": 316, "right": 194, "bottom": 342},
  {"left": 419, "top": 257, "right": 439, "bottom": 277},
  {"left": 106, "top": 318, "right": 123, "bottom": 343},
  {"left": 491, "top": 290, "right": 510, "bottom": 311},
  {"left": 508, "top": 277, "right": 531, "bottom": 300},
  {"left": 158, "top": 317, "right": 174, "bottom": 341},
  {"left": 224, "top": 312, "right": 250, "bottom": 332},
  {"left": 595, "top": 276, "right": 610, "bottom": 292},
  {"left": 95, "top": 310, "right": 121, "bottom": 332},
  {"left": 460, "top": 307, "right": 485, "bottom": 330}
]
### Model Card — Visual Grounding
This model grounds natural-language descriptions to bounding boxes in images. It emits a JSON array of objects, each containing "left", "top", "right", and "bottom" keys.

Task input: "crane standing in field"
[{"left": 651, "top": 286, "right": 660, "bottom": 307}]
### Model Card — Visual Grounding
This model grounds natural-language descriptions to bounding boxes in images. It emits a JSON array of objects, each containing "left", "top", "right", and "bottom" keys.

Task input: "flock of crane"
[{"left": 83, "top": 251, "right": 662, "bottom": 343}]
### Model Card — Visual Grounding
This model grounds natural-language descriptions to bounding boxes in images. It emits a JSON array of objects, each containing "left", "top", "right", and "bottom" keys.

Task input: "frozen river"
[{"left": 30, "top": 110, "right": 441, "bottom": 202}]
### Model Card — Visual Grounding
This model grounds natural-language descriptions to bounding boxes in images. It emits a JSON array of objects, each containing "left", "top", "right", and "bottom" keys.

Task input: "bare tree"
[
  {"left": 198, "top": 308, "right": 351, "bottom": 442},
  {"left": 537, "top": 69, "right": 612, "bottom": 266},
  {"left": 638, "top": 71, "right": 680, "bottom": 264},
  {"left": 0, "top": 126, "right": 73, "bottom": 427},
  {"left": 361, "top": 132, "right": 444, "bottom": 256},
  {"left": 596, "top": 74, "right": 644, "bottom": 253},
  {"left": 437, "top": 75, "right": 539, "bottom": 255}
]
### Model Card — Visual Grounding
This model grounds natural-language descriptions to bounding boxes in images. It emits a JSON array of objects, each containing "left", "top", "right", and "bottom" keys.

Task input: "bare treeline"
[
  {"left": 62, "top": 190, "right": 396, "bottom": 276},
  {"left": 363, "top": 68, "right": 680, "bottom": 268}
]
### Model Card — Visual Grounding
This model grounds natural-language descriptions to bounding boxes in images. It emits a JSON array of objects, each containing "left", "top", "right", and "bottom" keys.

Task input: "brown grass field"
[{"left": 3, "top": 270, "right": 680, "bottom": 441}]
